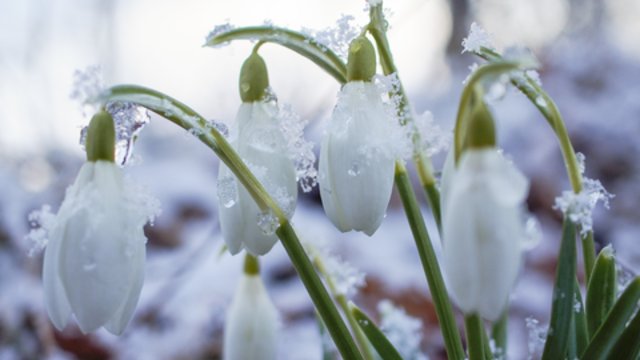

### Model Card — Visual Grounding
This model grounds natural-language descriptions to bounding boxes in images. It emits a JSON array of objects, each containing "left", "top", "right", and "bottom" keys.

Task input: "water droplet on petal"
[{"left": 348, "top": 161, "right": 361, "bottom": 177}]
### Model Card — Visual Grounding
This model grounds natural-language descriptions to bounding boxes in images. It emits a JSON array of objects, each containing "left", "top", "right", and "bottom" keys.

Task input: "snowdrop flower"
[
  {"left": 224, "top": 255, "right": 279, "bottom": 360},
  {"left": 319, "top": 36, "right": 396, "bottom": 235},
  {"left": 43, "top": 111, "right": 159, "bottom": 334},
  {"left": 442, "top": 147, "right": 528, "bottom": 321},
  {"left": 218, "top": 52, "right": 297, "bottom": 255}
]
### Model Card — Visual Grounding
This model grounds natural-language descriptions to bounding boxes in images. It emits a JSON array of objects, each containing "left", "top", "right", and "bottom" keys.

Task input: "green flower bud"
[
  {"left": 86, "top": 110, "right": 116, "bottom": 163},
  {"left": 346, "top": 36, "right": 376, "bottom": 82},
  {"left": 239, "top": 52, "right": 269, "bottom": 103},
  {"left": 465, "top": 88, "right": 496, "bottom": 150}
]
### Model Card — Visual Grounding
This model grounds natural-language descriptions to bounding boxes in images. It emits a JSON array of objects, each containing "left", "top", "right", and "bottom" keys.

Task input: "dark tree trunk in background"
[{"left": 446, "top": 0, "right": 471, "bottom": 54}]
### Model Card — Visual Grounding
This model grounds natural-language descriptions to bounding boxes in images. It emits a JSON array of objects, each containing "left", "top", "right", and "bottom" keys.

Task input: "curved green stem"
[
  {"left": 465, "top": 313, "right": 486, "bottom": 360},
  {"left": 395, "top": 161, "right": 465, "bottom": 359},
  {"left": 97, "top": 85, "right": 363, "bottom": 360},
  {"left": 205, "top": 26, "right": 347, "bottom": 84}
]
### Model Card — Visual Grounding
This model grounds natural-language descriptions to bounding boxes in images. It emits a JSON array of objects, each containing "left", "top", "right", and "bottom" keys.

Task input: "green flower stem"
[
  {"left": 464, "top": 313, "right": 486, "bottom": 360},
  {"left": 205, "top": 26, "right": 347, "bottom": 84},
  {"left": 395, "top": 162, "right": 465, "bottom": 359},
  {"left": 311, "top": 249, "right": 375, "bottom": 360},
  {"left": 491, "top": 309, "right": 508, "bottom": 357},
  {"left": 367, "top": 4, "right": 442, "bottom": 230},
  {"left": 98, "top": 85, "right": 363, "bottom": 360},
  {"left": 473, "top": 48, "right": 596, "bottom": 281}
]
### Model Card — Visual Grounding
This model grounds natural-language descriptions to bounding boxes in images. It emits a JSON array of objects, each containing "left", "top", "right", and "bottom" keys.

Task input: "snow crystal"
[
  {"left": 525, "top": 317, "right": 546, "bottom": 359},
  {"left": 489, "top": 339, "right": 505, "bottom": 360},
  {"left": 25, "top": 204, "right": 55, "bottom": 256},
  {"left": 217, "top": 175, "right": 238, "bottom": 208},
  {"left": 277, "top": 104, "right": 317, "bottom": 192},
  {"left": 273, "top": 186, "right": 296, "bottom": 217},
  {"left": 257, "top": 210, "right": 279, "bottom": 235},
  {"left": 462, "top": 22, "right": 494, "bottom": 54},
  {"left": 412, "top": 111, "right": 451, "bottom": 157},
  {"left": 503, "top": 46, "right": 540, "bottom": 70},
  {"left": 554, "top": 178, "right": 614, "bottom": 235},
  {"left": 576, "top": 152, "right": 586, "bottom": 174},
  {"left": 378, "top": 300, "right": 427, "bottom": 360},
  {"left": 205, "top": 22, "right": 235, "bottom": 46},
  {"left": 463, "top": 62, "right": 480, "bottom": 85},
  {"left": 80, "top": 102, "right": 151, "bottom": 166},
  {"left": 70, "top": 65, "right": 104, "bottom": 115},
  {"left": 525, "top": 70, "right": 542, "bottom": 86},
  {"left": 322, "top": 251, "right": 366, "bottom": 297},
  {"left": 301, "top": 15, "right": 359, "bottom": 59},
  {"left": 523, "top": 216, "right": 542, "bottom": 250}
]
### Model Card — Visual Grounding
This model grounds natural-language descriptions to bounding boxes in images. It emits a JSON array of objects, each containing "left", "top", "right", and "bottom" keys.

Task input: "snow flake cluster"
[
  {"left": 553, "top": 153, "right": 614, "bottom": 235},
  {"left": 462, "top": 22, "right": 494, "bottom": 54},
  {"left": 377, "top": 300, "right": 427, "bottom": 360},
  {"left": 277, "top": 103, "right": 318, "bottom": 193},
  {"left": 302, "top": 14, "right": 360, "bottom": 60},
  {"left": 322, "top": 252, "right": 366, "bottom": 297}
]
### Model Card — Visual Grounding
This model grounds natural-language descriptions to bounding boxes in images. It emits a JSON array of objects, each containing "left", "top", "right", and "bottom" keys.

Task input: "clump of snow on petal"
[
  {"left": 122, "top": 175, "right": 162, "bottom": 228},
  {"left": 205, "top": 22, "right": 235, "bottom": 47},
  {"left": 278, "top": 104, "right": 318, "bottom": 193},
  {"left": 378, "top": 300, "right": 427, "bottom": 360},
  {"left": 25, "top": 205, "right": 56, "bottom": 256},
  {"left": 256, "top": 210, "right": 279, "bottom": 236},
  {"left": 553, "top": 154, "right": 614, "bottom": 235},
  {"left": 302, "top": 15, "right": 360, "bottom": 60},
  {"left": 412, "top": 111, "right": 451, "bottom": 157},
  {"left": 462, "top": 22, "right": 494, "bottom": 54}
]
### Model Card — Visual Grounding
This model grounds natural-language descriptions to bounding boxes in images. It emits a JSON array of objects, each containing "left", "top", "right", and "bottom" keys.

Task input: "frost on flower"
[
  {"left": 462, "top": 22, "right": 494, "bottom": 54},
  {"left": 321, "top": 250, "right": 366, "bottom": 297},
  {"left": 70, "top": 65, "right": 104, "bottom": 114},
  {"left": 377, "top": 300, "right": 427, "bottom": 360},
  {"left": 277, "top": 103, "right": 318, "bottom": 192},
  {"left": 302, "top": 15, "right": 360, "bottom": 60},
  {"left": 412, "top": 111, "right": 451, "bottom": 157},
  {"left": 553, "top": 153, "right": 614, "bottom": 235}
]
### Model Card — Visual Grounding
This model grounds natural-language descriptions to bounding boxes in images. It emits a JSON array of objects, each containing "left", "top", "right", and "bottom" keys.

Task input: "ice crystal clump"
[
  {"left": 525, "top": 317, "right": 546, "bottom": 359},
  {"left": 323, "top": 252, "right": 366, "bottom": 297},
  {"left": 278, "top": 104, "right": 318, "bottom": 192},
  {"left": 302, "top": 15, "right": 359, "bottom": 60},
  {"left": 208, "top": 119, "right": 230, "bottom": 138},
  {"left": 80, "top": 102, "right": 151, "bottom": 166},
  {"left": 553, "top": 154, "right": 614, "bottom": 235},
  {"left": 523, "top": 216, "right": 542, "bottom": 250},
  {"left": 412, "top": 111, "right": 451, "bottom": 157},
  {"left": 25, "top": 205, "right": 56, "bottom": 256},
  {"left": 70, "top": 65, "right": 105, "bottom": 116},
  {"left": 378, "top": 300, "right": 427, "bottom": 360},
  {"left": 462, "top": 22, "right": 494, "bottom": 54},
  {"left": 371, "top": 73, "right": 414, "bottom": 159},
  {"left": 257, "top": 210, "right": 279, "bottom": 235},
  {"left": 217, "top": 175, "right": 238, "bottom": 208},
  {"left": 205, "top": 22, "right": 235, "bottom": 47}
]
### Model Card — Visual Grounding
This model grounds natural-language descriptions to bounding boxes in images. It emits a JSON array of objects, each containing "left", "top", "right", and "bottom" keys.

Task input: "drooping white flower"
[
  {"left": 218, "top": 101, "right": 297, "bottom": 255},
  {"left": 224, "top": 272, "right": 279, "bottom": 360},
  {"left": 42, "top": 160, "right": 159, "bottom": 334},
  {"left": 442, "top": 148, "right": 528, "bottom": 320},
  {"left": 319, "top": 81, "right": 396, "bottom": 235}
]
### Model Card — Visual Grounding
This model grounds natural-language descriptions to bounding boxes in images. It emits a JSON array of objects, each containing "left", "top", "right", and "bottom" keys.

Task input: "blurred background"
[{"left": 1, "top": 0, "right": 640, "bottom": 359}]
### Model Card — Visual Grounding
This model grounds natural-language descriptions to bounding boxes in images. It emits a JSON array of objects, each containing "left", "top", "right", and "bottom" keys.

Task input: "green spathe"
[
  {"left": 239, "top": 52, "right": 270, "bottom": 102},
  {"left": 465, "top": 88, "right": 496, "bottom": 150},
  {"left": 347, "top": 36, "right": 376, "bottom": 82},
  {"left": 85, "top": 110, "right": 116, "bottom": 163}
]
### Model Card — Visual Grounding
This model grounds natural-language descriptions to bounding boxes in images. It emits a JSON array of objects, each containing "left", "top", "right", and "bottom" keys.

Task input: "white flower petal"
[
  {"left": 319, "top": 82, "right": 396, "bottom": 235},
  {"left": 439, "top": 147, "right": 456, "bottom": 222},
  {"left": 42, "top": 225, "right": 71, "bottom": 330},
  {"left": 224, "top": 275, "right": 279, "bottom": 360},
  {"left": 104, "top": 237, "right": 145, "bottom": 335}
]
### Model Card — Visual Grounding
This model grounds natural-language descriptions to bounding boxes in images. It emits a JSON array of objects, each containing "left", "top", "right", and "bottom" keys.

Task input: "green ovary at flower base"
[
  {"left": 42, "top": 110, "right": 159, "bottom": 335},
  {"left": 217, "top": 51, "right": 298, "bottom": 255},
  {"left": 318, "top": 36, "right": 396, "bottom": 236},
  {"left": 442, "top": 91, "right": 528, "bottom": 322},
  {"left": 224, "top": 255, "right": 279, "bottom": 360}
]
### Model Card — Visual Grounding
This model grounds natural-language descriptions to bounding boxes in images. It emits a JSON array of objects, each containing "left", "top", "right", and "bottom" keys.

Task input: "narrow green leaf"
[
  {"left": 350, "top": 305, "right": 403, "bottom": 360},
  {"left": 541, "top": 219, "right": 577, "bottom": 360},
  {"left": 605, "top": 306, "right": 640, "bottom": 360},
  {"left": 586, "top": 245, "right": 617, "bottom": 338},
  {"left": 582, "top": 277, "right": 640, "bottom": 359},
  {"left": 205, "top": 26, "right": 347, "bottom": 84},
  {"left": 491, "top": 310, "right": 508, "bottom": 358},
  {"left": 574, "top": 279, "right": 589, "bottom": 356}
]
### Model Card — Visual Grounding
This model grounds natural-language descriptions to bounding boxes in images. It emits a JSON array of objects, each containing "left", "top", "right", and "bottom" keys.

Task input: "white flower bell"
[
  {"left": 218, "top": 52, "right": 297, "bottom": 255},
  {"left": 224, "top": 256, "right": 279, "bottom": 360},
  {"left": 442, "top": 148, "right": 528, "bottom": 321},
  {"left": 42, "top": 111, "right": 159, "bottom": 334},
  {"left": 318, "top": 37, "right": 396, "bottom": 235}
]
